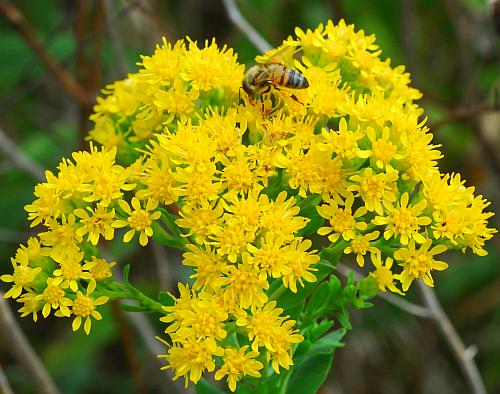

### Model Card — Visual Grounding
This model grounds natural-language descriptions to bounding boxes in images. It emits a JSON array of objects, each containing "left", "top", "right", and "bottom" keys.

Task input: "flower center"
[
  {"left": 351, "top": 236, "right": 369, "bottom": 253},
  {"left": 72, "top": 294, "right": 94, "bottom": 317},
  {"left": 43, "top": 285, "right": 64, "bottom": 304},
  {"left": 13, "top": 265, "right": 35, "bottom": 286},
  {"left": 62, "top": 262, "right": 82, "bottom": 280},
  {"left": 128, "top": 209, "right": 151, "bottom": 230}
]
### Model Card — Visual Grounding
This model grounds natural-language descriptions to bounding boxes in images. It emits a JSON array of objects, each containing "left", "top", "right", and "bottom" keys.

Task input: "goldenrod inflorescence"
[{"left": 2, "top": 20, "right": 496, "bottom": 391}]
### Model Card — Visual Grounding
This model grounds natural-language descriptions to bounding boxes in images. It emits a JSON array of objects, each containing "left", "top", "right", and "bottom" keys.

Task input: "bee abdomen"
[{"left": 285, "top": 69, "right": 309, "bottom": 89}]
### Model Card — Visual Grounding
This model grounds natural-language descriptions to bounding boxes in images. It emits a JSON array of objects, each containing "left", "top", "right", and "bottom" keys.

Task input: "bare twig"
[
  {"left": 0, "top": 228, "right": 33, "bottom": 243},
  {"left": 108, "top": 262, "right": 185, "bottom": 394},
  {"left": 0, "top": 127, "right": 45, "bottom": 181},
  {"left": 417, "top": 281, "right": 487, "bottom": 394},
  {"left": 0, "top": 362, "right": 15, "bottom": 394},
  {"left": 222, "top": 0, "right": 272, "bottom": 52},
  {"left": 336, "top": 263, "right": 433, "bottom": 318},
  {"left": 0, "top": 1, "right": 93, "bottom": 107},
  {"left": 0, "top": 293, "right": 61, "bottom": 394},
  {"left": 431, "top": 102, "right": 499, "bottom": 130},
  {"left": 150, "top": 242, "right": 172, "bottom": 291},
  {"left": 104, "top": 0, "right": 127, "bottom": 77}
]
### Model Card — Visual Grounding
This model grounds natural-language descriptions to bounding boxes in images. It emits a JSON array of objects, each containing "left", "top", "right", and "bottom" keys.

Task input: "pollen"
[
  {"left": 392, "top": 208, "right": 417, "bottom": 232},
  {"left": 350, "top": 236, "right": 369, "bottom": 254},
  {"left": 128, "top": 209, "right": 151, "bottom": 231},
  {"left": 43, "top": 284, "right": 64, "bottom": 304},
  {"left": 62, "top": 261, "right": 83, "bottom": 281},
  {"left": 13, "top": 266, "right": 35, "bottom": 286},
  {"left": 372, "top": 139, "right": 396, "bottom": 163},
  {"left": 72, "top": 294, "right": 94, "bottom": 318},
  {"left": 331, "top": 209, "right": 355, "bottom": 233}
]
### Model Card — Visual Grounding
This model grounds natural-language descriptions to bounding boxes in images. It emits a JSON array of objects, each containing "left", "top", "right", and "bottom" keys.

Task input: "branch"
[
  {"left": 0, "top": 127, "right": 45, "bottom": 181},
  {"left": 336, "top": 263, "right": 433, "bottom": 318},
  {"left": 417, "top": 281, "right": 487, "bottom": 394},
  {"left": 104, "top": 0, "right": 127, "bottom": 78},
  {"left": 0, "top": 1, "right": 93, "bottom": 107},
  {"left": 0, "top": 293, "right": 61, "bottom": 394},
  {"left": 0, "top": 362, "right": 14, "bottom": 394},
  {"left": 431, "top": 102, "right": 499, "bottom": 130},
  {"left": 222, "top": 0, "right": 272, "bottom": 52}
]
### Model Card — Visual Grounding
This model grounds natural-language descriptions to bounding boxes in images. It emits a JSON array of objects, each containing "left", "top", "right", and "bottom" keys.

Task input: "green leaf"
[
  {"left": 328, "top": 275, "right": 342, "bottom": 297},
  {"left": 285, "top": 352, "right": 333, "bottom": 394},
  {"left": 310, "top": 320, "right": 334, "bottom": 341},
  {"left": 196, "top": 378, "right": 226, "bottom": 394},
  {"left": 358, "top": 275, "right": 379, "bottom": 298},
  {"left": 306, "top": 282, "right": 330, "bottom": 315},
  {"left": 119, "top": 302, "right": 149, "bottom": 313},
  {"left": 158, "top": 291, "right": 175, "bottom": 307},
  {"left": 337, "top": 309, "right": 352, "bottom": 330},
  {"left": 308, "top": 329, "right": 346, "bottom": 355},
  {"left": 123, "top": 264, "right": 131, "bottom": 285},
  {"left": 277, "top": 262, "right": 331, "bottom": 311}
]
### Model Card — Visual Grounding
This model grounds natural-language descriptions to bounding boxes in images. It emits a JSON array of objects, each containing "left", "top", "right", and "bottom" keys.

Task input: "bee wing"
[{"left": 256, "top": 44, "right": 302, "bottom": 66}]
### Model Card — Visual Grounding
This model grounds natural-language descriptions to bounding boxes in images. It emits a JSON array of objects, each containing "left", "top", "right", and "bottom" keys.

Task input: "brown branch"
[
  {"left": 0, "top": 293, "right": 61, "bottom": 394},
  {"left": 104, "top": 0, "right": 127, "bottom": 77},
  {"left": 431, "top": 103, "right": 499, "bottom": 130},
  {"left": 0, "top": 362, "right": 14, "bottom": 394},
  {"left": 0, "top": 1, "right": 93, "bottom": 107},
  {"left": 111, "top": 302, "right": 147, "bottom": 394},
  {"left": 0, "top": 127, "right": 45, "bottom": 181},
  {"left": 418, "top": 281, "right": 487, "bottom": 394},
  {"left": 222, "top": 0, "right": 272, "bottom": 52}
]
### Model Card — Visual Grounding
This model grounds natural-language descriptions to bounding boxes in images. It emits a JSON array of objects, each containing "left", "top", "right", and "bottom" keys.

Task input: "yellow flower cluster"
[{"left": 2, "top": 20, "right": 496, "bottom": 391}]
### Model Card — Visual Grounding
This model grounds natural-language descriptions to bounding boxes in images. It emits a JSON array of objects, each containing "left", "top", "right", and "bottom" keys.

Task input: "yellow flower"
[
  {"left": 236, "top": 301, "right": 303, "bottom": 370},
  {"left": 220, "top": 146, "right": 261, "bottom": 198},
  {"left": 344, "top": 231, "right": 380, "bottom": 267},
  {"left": 372, "top": 192, "right": 431, "bottom": 245},
  {"left": 181, "top": 38, "right": 244, "bottom": 93},
  {"left": 162, "top": 287, "right": 228, "bottom": 342},
  {"left": 1, "top": 251, "right": 42, "bottom": 299},
  {"left": 369, "top": 254, "right": 403, "bottom": 295},
  {"left": 394, "top": 239, "right": 448, "bottom": 291},
  {"left": 84, "top": 256, "right": 116, "bottom": 281},
  {"left": 176, "top": 199, "right": 223, "bottom": 244},
  {"left": 223, "top": 257, "right": 269, "bottom": 309},
  {"left": 349, "top": 167, "right": 398, "bottom": 214},
  {"left": 246, "top": 232, "right": 290, "bottom": 279},
  {"left": 215, "top": 346, "right": 263, "bottom": 392},
  {"left": 39, "top": 214, "right": 82, "bottom": 264},
  {"left": 74, "top": 205, "right": 115, "bottom": 245},
  {"left": 25, "top": 182, "right": 62, "bottom": 226},
  {"left": 266, "top": 319, "right": 303, "bottom": 373},
  {"left": 113, "top": 197, "right": 161, "bottom": 246},
  {"left": 137, "top": 156, "right": 180, "bottom": 205},
  {"left": 37, "top": 277, "right": 72, "bottom": 317},
  {"left": 366, "top": 126, "right": 404, "bottom": 170},
  {"left": 52, "top": 251, "right": 91, "bottom": 292},
  {"left": 158, "top": 336, "right": 224, "bottom": 388},
  {"left": 17, "top": 291, "right": 41, "bottom": 322},
  {"left": 317, "top": 193, "right": 368, "bottom": 243},
  {"left": 70, "top": 279, "right": 109, "bottom": 335},
  {"left": 260, "top": 192, "right": 308, "bottom": 242},
  {"left": 210, "top": 221, "right": 255, "bottom": 263},
  {"left": 173, "top": 163, "right": 223, "bottom": 208},
  {"left": 281, "top": 238, "right": 319, "bottom": 293},
  {"left": 182, "top": 244, "right": 228, "bottom": 291},
  {"left": 318, "top": 117, "right": 370, "bottom": 160}
]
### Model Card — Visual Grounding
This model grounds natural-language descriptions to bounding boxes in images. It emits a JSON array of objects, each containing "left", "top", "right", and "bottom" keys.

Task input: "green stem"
[{"left": 268, "top": 283, "right": 287, "bottom": 301}]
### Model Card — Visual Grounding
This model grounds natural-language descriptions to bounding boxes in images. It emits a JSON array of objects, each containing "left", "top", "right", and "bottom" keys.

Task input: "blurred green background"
[{"left": 0, "top": 0, "right": 498, "bottom": 393}]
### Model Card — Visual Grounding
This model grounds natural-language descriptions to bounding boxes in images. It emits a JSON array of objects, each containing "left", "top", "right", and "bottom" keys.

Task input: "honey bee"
[{"left": 242, "top": 61, "right": 309, "bottom": 105}]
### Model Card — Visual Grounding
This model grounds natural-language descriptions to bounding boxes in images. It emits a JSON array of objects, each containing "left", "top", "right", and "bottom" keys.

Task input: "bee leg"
[{"left": 290, "top": 93, "right": 304, "bottom": 105}]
